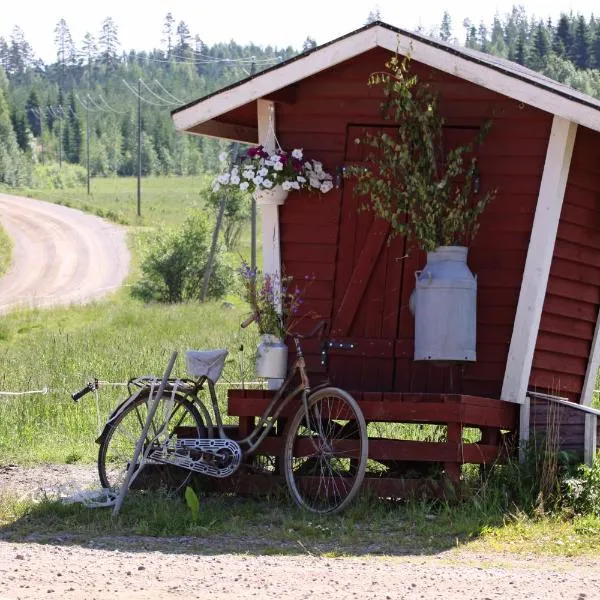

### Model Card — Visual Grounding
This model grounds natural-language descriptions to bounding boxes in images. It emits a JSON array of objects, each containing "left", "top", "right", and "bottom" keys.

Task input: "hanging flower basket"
[
  {"left": 213, "top": 146, "right": 334, "bottom": 196},
  {"left": 254, "top": 184, "right": 288, "bottom": 206}
]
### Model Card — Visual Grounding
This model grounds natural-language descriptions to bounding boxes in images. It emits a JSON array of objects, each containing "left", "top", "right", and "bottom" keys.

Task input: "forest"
[{"left": 0, "top": 6, "right": 600, "bottom": 189}]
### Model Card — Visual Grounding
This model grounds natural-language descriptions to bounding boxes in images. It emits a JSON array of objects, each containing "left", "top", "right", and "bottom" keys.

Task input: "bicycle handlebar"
[
  {"left": 72, "top": 379, "right": 98, "bottom": 402},
  {"left": 240, "top": 313, "right": 258, "bottom": 329}
]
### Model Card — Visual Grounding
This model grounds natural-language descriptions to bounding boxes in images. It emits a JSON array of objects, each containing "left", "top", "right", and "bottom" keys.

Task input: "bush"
[
  {"left": 31, "top": 163, "right": 86, "bottom": 189},
  {"left": 204, "top": 183, "right": 251, "bottom": 250},
  {"left": 132, "top": 211, "right": 233, "bottom": 303}
]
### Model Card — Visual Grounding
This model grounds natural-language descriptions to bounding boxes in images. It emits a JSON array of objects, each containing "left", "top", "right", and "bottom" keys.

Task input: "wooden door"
[
  {"left": 326, "top": 125, "right": 410, "bottom": 391},
  {"left": 326, "top": 125, "right": 475, "bottom": 394}
]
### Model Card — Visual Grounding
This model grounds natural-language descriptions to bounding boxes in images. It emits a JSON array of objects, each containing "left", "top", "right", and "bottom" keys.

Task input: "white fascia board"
[
  {"left": 501, "top": 116, "right": 578, "bottom": 404},
  {"left": 174, "top": 25, "right": 600, "bottom": 136},
  {"left": 172, "top": 28, "right": 379, "bottom": 132},
  {"left": 375, "top": 29, "right": 600, "bottom": 132}
]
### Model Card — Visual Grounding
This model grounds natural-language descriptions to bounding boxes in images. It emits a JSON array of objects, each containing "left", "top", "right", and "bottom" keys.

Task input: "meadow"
[{"left": 1, "top": 175, "right": 600, "bottom": 557}]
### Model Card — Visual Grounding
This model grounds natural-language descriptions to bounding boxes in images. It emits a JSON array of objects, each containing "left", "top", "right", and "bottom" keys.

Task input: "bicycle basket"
[{"left": 185, "top": 349, "right": 228, "bottom": 383}]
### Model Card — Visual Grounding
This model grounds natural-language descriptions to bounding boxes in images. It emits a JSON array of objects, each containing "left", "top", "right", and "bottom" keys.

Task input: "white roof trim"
[
  {"left": 173, "top": 28, "right": 378, "bottom": 132},
  {"left": 173, "top": 24, "right": 600, "bottom": 135}
]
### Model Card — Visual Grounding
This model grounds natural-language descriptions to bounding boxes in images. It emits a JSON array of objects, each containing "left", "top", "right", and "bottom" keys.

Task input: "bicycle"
[{"left": 73, "top": 320, "right": 368, "bottom": 514}]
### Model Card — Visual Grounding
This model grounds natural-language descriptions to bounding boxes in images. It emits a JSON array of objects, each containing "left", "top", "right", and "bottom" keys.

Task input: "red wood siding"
[
  {"left": 531, "top": 125, "right": 600, "bottom": 402},
  {"left": 274, "top": 48, "right": 553, "bottom": 397}
]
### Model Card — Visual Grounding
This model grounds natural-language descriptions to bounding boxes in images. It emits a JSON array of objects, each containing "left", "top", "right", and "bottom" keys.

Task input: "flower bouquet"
[
  {"left": 213, "top": 145, "right": 334, "bottom": 196},
  {"left": 238, "top": 260, "right": 304, "bottom": 379}
]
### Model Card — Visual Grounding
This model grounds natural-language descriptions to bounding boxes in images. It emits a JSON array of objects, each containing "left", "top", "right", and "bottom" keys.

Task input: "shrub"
[
  {"left": 132, "top": 211, "right": 232, "bottom": 303},
  {"left": 31, "top": 163, "right": 86, "bottom": 189}
]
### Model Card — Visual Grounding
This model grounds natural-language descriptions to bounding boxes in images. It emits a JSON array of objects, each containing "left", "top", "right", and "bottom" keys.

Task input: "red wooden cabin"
[{"left": 172, "top": 22, "right": 600, "bottom": 491}]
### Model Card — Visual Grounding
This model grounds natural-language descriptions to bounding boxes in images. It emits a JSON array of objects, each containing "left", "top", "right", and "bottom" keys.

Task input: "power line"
[
  {"left": 139, "top": 78, "right": 177, "bottom": 107},
  {"left": 121, "top": 78, "right": 175, "bottom": 107},
  {"left": 153, "top": 79, "right": 185, "bottom": 104},
  {"left": 97, "top": 93, "right": 129, "bottom": 115}
]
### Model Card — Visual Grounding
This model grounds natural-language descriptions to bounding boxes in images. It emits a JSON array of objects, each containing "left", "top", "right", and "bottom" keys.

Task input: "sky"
[{"left": 0, "top": 0, "right": 598, "bottom": 63}]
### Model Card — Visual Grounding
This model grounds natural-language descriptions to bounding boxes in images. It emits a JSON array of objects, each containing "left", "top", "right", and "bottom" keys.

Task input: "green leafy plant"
[
  {"left": 349, "top": 53, "right": 496, "bottom": 252},
  {"left": 132, "top": 212, "right": 232, "bottom": 303}
]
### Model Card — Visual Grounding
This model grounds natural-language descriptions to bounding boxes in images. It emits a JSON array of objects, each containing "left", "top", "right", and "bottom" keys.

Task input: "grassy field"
[
  {"left": 13, "top": 175, "right": 210, "bottom": 226},
  {"left": 1, "top": 175, "right": 600, "bottom": 557},
  {"left": 0, "top": 223, "right": 12, "bottom": 277}
]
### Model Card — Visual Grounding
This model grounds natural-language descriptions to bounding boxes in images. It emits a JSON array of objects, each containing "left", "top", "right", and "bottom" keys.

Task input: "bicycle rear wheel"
[
  {"left": 98, "top": 390, "right": 205, "bottom": 491},
  {"left": 283, "top": 387, "right": 368, "bottom": 514}
]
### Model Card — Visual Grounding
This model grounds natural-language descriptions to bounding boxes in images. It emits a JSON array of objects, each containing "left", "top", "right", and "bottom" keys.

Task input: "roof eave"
[{"left": 173, "top": 23, "right": 600, "bottom": 135}]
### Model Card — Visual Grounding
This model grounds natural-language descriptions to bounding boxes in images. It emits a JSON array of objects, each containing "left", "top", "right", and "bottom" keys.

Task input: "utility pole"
[
  {"left": 86, "top": 104, "right": 90, "bottom": 195},
  {"left": 137, "top": 79, "right": 142, "bottom": 217}
]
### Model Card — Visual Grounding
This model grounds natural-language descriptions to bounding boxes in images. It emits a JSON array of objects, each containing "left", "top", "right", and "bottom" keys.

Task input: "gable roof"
[{"left": 172, "top": 21, "right": 600, "bottom": 138}]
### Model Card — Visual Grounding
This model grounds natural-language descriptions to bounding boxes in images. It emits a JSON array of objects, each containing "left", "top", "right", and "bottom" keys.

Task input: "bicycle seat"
[{"left": 185, "top": 349, "right": 228, "bottom": 383}]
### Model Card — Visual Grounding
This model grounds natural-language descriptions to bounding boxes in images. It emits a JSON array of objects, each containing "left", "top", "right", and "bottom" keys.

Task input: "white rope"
[{"left": 0, "top": 387, "right": 48, "bottom": 396}]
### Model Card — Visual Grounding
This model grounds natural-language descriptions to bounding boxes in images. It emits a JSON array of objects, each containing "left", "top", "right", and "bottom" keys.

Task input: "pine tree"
[
  {"left": 54, "top": 19, "right": 76, "bottom": 68},
  {"left": 8, "top": 26, "right": 33, "bottom": 77},
  {"left": 25, "top": 89, "right": 42, "bottom": 137},
  {"left": 81, "top": 32, "right": 98, "bottom": 66},
  {"left": 66, "top": 91, "right": 82, "bottom": 163},
  {"left": 366, "top": 7, "right": 381, "bottom": 24},
  {"left": 440, "top": 11, "right": 452, "bottom": 42},
  {"left": 162, "top": 13, "right": 175, "bottom": 56},
  {"left": 175, "top": 21, "right": 191, "bottom": 57},
  {"left": 98, "top": 17, "right": 120, "bottom": 70},
  {"left": 571, "top": 15, "right": 591, "bottom": 69},
  {"left": 554, "top": 14, "right": 573, "bottom": 58},
  {"left": 302, "top": 37, "right": 317, "bottom": 51},
  {"left": 516, "top": 33, "right": 527, "bottom": 65},
  {"left": 0, "top": 83, "right": 26, "bottom": 185}
]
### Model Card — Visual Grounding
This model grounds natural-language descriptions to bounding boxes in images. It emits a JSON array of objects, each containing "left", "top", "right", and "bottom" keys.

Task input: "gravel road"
[
  {"left": 0, "top": 465, "right": 598, "bottom": 600},
  {"left": 0, "top": 194, "right": 130, "bottom": 313}
]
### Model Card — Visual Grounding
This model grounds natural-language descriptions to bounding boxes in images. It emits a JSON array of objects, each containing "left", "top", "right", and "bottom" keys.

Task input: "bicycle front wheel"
[
  {"left": 98, "top": 389, "right": 205, "bottom": 492},
  {"left": 283, "top": 387, "right": 368, "bottom": 514}
]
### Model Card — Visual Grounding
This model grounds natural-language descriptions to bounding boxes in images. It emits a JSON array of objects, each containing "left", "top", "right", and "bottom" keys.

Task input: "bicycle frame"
[{"left": 202, "top": 335, "right": 314, "bottom": 455}]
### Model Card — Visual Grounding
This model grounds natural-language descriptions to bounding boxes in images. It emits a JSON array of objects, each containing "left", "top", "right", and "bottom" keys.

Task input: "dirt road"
[
  {"left": 0, "top": 537, "right": 596, "bottom": 599},
  {"left": 0, "top": 465, "right": 598, "bottom": 599},
  {"left": 0, "top": 194, "right": 130, "bottom": 313}
]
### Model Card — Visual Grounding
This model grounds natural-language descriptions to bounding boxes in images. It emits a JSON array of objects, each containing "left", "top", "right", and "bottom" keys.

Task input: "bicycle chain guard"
[{"left": 148, "top": 438, "right": 242, "bottom": 478}]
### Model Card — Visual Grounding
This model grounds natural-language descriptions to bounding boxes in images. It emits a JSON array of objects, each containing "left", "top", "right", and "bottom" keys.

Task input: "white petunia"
[
  {"left": 296, "top": 175, "right": 306, "bottom": 183},
  {"left": 258, "top": 167, "right": 269, "bottom": 177},
  {"left": 320, "top": 180, "right": 334, "bottom": 193},
  {"left": 218, "top": 151, "right": 228, "bottom": 162},
  {"left": 218, "top": 173, "right": 230, "bottom": 184},
  {"left": 282, "top": 181, "right": 292, "bottom": 191},
  {"left": 253, "top": 175, "right": 264, "bottom": 185},
  {"left": 263, "top": 179, "right": 273, "bottom": 188},
  {"left": 243, "top": 169, "right": 255, "bottom": 179},
  {"left": 304, "top": 161, "right": 312, "bottom": 170},
  {"left": 270, "top": 154, "right": 282, "bottom": 163},
  {"left": 290, "top": 181, "right": 300, "bottom": 190},
  {"left": 264, "top": 159, "right": 274, "bottom": 167},
  {"left": 212, "top": 182, "right": 221, "bottom": 192},
  {"left": 239, "top": 182, "right": 249, "bottom": 191},
  {"left": 273, "top": 162, "right": 283, "bottom": 171},
  {"left": 312, "top": 161, "right": 323, "bottom": 174},
  {"left": 231, "top": 175, "right": 241, "bottom": 185},
  {"left": 309, "top": 177, "right": 321, "bottom": 189},
  {"left": 291, "top": 148, "right": 303, "bottom": 160}
]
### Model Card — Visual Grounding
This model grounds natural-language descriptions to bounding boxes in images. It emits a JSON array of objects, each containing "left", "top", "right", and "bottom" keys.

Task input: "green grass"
[
  {"left": 14, "top": 175, "right": 210, "bottom": 226},
  {"left": 0, "top": 222, "right": 12, "bottom": 277},
  {"left": 0, "top": 297, "right": 258, "bottom": 464},
  {"left": 1, "top": 175, "right": 600, "bottom": 557}
]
